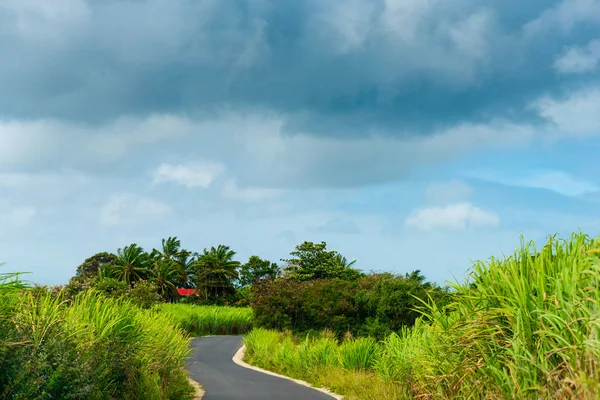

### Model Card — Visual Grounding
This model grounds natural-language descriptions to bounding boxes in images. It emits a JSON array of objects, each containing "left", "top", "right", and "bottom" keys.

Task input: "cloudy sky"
[{"left": 1, "top": 0, "right": 600, "bottom": 286}]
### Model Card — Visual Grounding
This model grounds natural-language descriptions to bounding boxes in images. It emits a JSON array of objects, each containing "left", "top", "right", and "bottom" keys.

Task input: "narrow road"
[{"left": 186, "top": 336, "right": 336, "bottom": 400}]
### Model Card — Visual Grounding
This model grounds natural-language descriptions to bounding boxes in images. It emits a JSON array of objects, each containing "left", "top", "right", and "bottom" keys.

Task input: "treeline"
[
  {"left": 66, "top": 237, "right": 280, "bottom": 306},
  {"left": 250, "top": 242, "right": 451, "bottom": 338},
  {"left": 65, "top": 239, "right": 451, "bottom": 336}
]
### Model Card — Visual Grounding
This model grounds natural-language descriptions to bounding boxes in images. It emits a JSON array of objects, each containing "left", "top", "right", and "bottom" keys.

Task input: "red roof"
[{"left": 177, "top": 288, "right": 197, "bottom": 296}]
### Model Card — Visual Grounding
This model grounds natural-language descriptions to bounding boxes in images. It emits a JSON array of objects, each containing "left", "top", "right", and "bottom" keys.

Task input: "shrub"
[
  {"left": 126, "top": 280, "right": 163, "bottom": 309},
  {"left": 251, "top": 278, "right": 360, "bottom": 334},
  {"left": 251, "top": 274, "right": 449, "bottom": 337},
  {"left": 93, "top": 277, "right": 129, "bottom": 298}
]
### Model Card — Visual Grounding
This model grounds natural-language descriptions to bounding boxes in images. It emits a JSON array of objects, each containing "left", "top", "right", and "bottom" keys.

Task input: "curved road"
[{"left": 186, "top": 336, "right": 335, "bottom": 400}]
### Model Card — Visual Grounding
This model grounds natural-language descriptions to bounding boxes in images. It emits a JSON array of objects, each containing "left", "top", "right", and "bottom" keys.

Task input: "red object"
[{"left": 177, "top": 288, "right": 197, "bottom": 296}]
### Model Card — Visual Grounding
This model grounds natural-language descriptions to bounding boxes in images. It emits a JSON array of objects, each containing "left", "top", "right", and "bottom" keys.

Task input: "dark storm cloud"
[{"left": 1, "top": 0, "right": 598, "bottom": 136}]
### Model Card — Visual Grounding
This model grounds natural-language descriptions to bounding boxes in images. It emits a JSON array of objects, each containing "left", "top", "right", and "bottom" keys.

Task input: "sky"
[{"left": 1, "top": 0, "right": 600, "bottom": 286}]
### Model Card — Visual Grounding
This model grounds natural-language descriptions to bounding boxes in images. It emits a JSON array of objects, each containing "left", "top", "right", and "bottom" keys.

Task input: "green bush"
[
  {"left": 93, "top": 277, "right": 129, "bottom": 298},
  {"left": 251, "top": 273, "right": 449, "bottom": 337},
  {"left": 126, "top": 280, "right": 163, "bottom": 309}
]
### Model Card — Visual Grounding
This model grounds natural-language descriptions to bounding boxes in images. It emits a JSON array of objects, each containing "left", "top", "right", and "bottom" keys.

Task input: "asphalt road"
[{"left": 186, "top": 336, "right": 336, "bottom": 400}]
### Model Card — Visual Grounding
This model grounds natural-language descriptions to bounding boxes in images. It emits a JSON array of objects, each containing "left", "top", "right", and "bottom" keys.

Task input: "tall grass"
[
  {"left": 0, "top": 288, "right": 194, "bottom": 399},
  {"left": 245, "top": 233, "right": 600, "bottom": 399},
  {"left": 156, "top": 303, "right": 253, "bottom": 335},
  {"left": 396, "top": 232, "right": 600, "bottom": 399},
  {"left": 244, "top": 328, "right": 403, "bottom": 399}
]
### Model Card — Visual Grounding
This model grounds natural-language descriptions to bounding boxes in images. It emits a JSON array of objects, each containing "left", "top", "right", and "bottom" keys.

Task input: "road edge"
[
  {"left": 232, "top": 344, "right": 343, "bottom": 400},
  {"left": 188, "top": 377, "right": 205, "bottom": 400}
]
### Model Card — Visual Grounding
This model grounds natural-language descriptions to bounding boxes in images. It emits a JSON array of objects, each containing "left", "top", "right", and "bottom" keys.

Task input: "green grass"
[
  {"left": 243, "top": 328, "right": 403, "bottom": 399},
  {"left": 0, "top": 288, "right": 194, "bottom": 399},
  {"left": 244, "top": 233, "right": 600, "bottom": 400},
  {"left": 155, "top": 303, "right": 254, "bottom": 336}
]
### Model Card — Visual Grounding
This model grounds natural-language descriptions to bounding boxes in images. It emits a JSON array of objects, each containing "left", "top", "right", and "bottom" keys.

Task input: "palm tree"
[
  {"left": 405, "top": 270, "right": 431, "bottom": 288},
  {"left": 151, "top": 260, "right": 182, "bottom": 301},
  {"left": 151, "top": 237, "right": 193, "bottom": 288},
  {"left": 193, "top": 245, "right": 241, "bottom": 299},
  {"left": 175, "top": 251, "right": 197, "bottom": 288},
  {"left": 112, "top": 244, "right": 149, "bottom": 287},
  {"left": 152, "top": 237, "right": 182, "bottom": 261},
  {"left": 333, "top": 254, "right": 357, "bottom": 269}
]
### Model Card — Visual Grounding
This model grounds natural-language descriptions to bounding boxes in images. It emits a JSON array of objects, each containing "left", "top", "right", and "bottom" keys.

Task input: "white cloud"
[
  {"left": 444, "top": 10, "right": 493, "bottom": 62},
  {"left": 153, "top": 162, "right": 224, "bottom": 188},
  {"left": 380, "top": 0, "right": 434, "bottom": 42},
  {"left": 423, "top": 180, "right": 474, "bottom": 205},
  {"left": 533, "top": 87, "right": 600, "bottom": 137},
  {"left": 0, "top": 112, "right": 538, "bottom": 189},
  {"left": 554, "top": 39, "right": 600, "bottom": 74},
  {"left": 310, "top": 0, "right": 376, "bottom": 54},
  {"left": 405, "top": 202, "right": 500, "bottom": 231},
  {"left": 2, "top": 0, "right": 90, "bottom": 46},
  {"left": 525, "top": 0, "right": 600, "bottom": 35},
  {"left": 98, "top": 193, "right": 171, "bottom": 227},
  {"left": 222, "top": 179, "right": 282, "bottom": 202},
  {"left": 0, "top": 121, "right": 64, "bottom": 166}
]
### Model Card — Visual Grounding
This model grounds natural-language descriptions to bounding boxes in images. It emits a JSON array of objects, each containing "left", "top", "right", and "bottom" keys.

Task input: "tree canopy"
[{"left": 281, "top": 241, "right": 363, "bottom": 281}]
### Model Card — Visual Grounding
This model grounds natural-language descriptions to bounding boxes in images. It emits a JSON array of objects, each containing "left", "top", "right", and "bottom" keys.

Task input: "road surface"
[{"left": 186, "top": 336, "right": 336, "bottom": 400}]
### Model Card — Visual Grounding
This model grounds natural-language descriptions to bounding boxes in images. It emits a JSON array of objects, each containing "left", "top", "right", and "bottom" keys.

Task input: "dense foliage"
[
  {"left": 65, "top": 237, "right": 290, "bottom": 306},
  {"left": 0, "top": 284, "right": 193, "bottom": 400},
  {"left": 251, "top": 271, "right": 450, "bottom": 338},
  {"left": 245, "top": 233, "right": 600, "bottom": 399},
  {"left": 280, "top": 241, "right": 362, "bottom": 281}
]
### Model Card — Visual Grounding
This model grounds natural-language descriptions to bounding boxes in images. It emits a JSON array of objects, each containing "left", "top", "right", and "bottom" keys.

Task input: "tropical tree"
[
  {"left": 151, "top": 261, "right": 182, "bottom": 301},
  {"left": 194, "top": 245, "right": 240, "bottom": 299},
  {"left": 282, "top": 241, "right": 363, "bottom": 281},
  {"left": 333, "top": 254, "right": 357, "bottom": 269},
  {"left": 112, "top": 244, "right": 149, "bottom": 287},
  {"left": 405, "top": 269, "right": 431, "bottom": 287},
  {"left": 151, "top": 237, "right": 191, "bottom": 288},
  {"left": 75, "top": 252, "right": 118, "bottom": 279},
  {"left": 175, "top": 251, "right": 196, "bottom": 288},
  {"left": 238, "top": 256, "right": 280, "bottom": 288}
]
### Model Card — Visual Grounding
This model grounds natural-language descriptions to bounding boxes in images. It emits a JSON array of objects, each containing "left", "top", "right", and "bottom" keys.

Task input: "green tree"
[
  {"left": 174, "top": 251, "right": 196, "bottom": 288},
  {"left": 194, "top": 245, "right": 240, "bottom": 299},
  {"left": 74, "top": 252, "right": 118, "bottom": 279},
  {"left": 238, "top": 256, "right": 280, "bottom": 288},
  {"left": 282, "top": 241, "right": 362, "bottom": 281},
  {"left": 333, "top": 254, "right": 357, "bottom": 269},
  {"left": 150, "top": 237, "right": 191, "bottom": 288},
  {"left": 112, "top": 244, "right": 149, "bottom": 287},
  {"left": 150, "top": 261, "right": 182, "bottom": 301}
]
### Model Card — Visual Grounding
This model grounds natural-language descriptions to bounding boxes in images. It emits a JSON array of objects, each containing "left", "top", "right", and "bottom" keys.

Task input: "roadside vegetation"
[
  {"left": 157, "top": 304, "right": 253, "bottom": 336},
  {"left": 4, "top": 232, "right": 597, "bottom": 399},
  {"left": 0, "top": 238, "right": 451, "bottom": 398},
  {"left": 0, "top": 281, "right": 193, "bottom": 399},
  {"left": 244, "top": 233, "right": 600, "bottom": 399}
]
